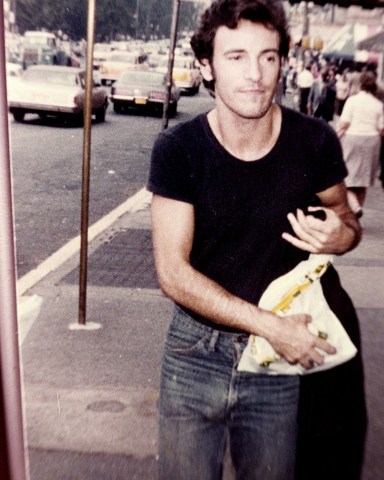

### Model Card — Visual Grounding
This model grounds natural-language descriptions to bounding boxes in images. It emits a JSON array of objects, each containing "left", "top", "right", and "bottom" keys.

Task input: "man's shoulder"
[
  {"left": 282, "top": 106, "right": 324, "bottom": 128},
  {"left": 281, "top": 106, "right": 337, "bottom": 140},
  {"left": 160, "top": 114, "right": 206, "bottom": 143}
]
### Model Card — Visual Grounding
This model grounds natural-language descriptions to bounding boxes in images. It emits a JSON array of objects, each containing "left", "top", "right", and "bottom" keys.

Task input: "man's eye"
[
  {"left": 228, "top": 54, "right": 242, "bottom": 61},
  {"left": 261, "top": 53, "right": 278, "bottom": 64}
]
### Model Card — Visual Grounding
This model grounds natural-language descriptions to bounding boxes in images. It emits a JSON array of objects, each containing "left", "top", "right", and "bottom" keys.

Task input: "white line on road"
[{"left": 17, "top": 187, "right": 152, "bottom": 296}]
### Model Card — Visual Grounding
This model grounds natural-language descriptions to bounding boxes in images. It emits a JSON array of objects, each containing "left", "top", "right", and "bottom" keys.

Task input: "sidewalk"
[{"left": 19, "top": 185, "right": 384, "bottom": 480}]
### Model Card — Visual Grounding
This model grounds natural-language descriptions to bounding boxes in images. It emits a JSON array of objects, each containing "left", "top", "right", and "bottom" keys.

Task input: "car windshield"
[
  {"left": 24, "top": 36, "right": 55, "bottom": 47},
  {"left": 174, "top": 58, "right": 192, "bottom": 69},
  {"left": 120, "top": 71, "right": 165, "bottom": 87},
  {"left": 94, "top": 44, "right": 111, "bottom": 52},
  {"left": 159, "top": 57, "right": 191, "bottom": 69},
  {"left": 23, "top": 69, "right": 79, "bottom": 86},
  {"left": 109, "top": 54, "right": 136, "bottom": 63}
]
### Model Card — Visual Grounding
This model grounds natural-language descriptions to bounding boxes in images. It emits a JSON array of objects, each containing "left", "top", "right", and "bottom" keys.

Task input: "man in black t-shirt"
[{"left": 148, "top": 1, "right": 366, "bottom": 479}]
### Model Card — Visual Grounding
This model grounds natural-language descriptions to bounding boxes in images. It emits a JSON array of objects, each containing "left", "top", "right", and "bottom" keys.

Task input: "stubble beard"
[
  {"left": 220, "top": 86, "right": 277, "bottom": 121},
  {"left": 210, "top": 65, "right": 278, "bottom": 121}
]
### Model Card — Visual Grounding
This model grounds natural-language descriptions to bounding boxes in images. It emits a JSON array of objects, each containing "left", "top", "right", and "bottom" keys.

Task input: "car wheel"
[
  {"left": 113, "top": 102, "right": 123, "bottom": 114},
  {"left": 13, "top": 110, "right": 25, "bottom": 122},
  {"left": 169, "top": 102, "right": 177, "bottom": 117},
  {"left": 95, "top": 103, "right": 107, "bottom": 122},
  {"left": 189, "top": 84, "right": 199, "bottom": 95}
]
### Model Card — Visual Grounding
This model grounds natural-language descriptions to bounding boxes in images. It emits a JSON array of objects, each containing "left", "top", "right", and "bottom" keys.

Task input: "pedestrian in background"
[
  {"left": 297, "top": 63, "right": 314, "bottom": 113},
  {"left": 338, "top": 71, "right": 384, "bottom": 217},
  {"left": 148, "top": 1, "right": 366, "bottom": 479},
  {"left": 307, "top": 68, "right": 336, "bottom": 122},
  {"left": 323, "top": 67, "right": 337, "bottom": 121},
  {"left": 347, "top": 67, "right": 362, "bottom": 97},
  {"left": 335, "top": 68, "right": 350, "bottom": 117}
]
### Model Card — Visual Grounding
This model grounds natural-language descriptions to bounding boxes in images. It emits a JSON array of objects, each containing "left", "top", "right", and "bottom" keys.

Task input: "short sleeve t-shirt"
[{"left": 148, "top": 106, "right": 347, "bottom": 330}]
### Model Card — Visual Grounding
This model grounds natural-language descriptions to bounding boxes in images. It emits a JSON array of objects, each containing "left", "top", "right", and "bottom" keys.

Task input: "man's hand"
[
  {"left": 265, "top": 311, "right": 337, "bottom": 370},
  {"left": 282, "top": 206, "right": 357, "bottom": 254}
]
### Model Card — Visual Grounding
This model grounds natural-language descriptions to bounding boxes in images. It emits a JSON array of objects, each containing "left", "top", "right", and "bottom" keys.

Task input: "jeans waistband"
[{"left": 173, "top": 304, "right": 250, "bottom": 343}]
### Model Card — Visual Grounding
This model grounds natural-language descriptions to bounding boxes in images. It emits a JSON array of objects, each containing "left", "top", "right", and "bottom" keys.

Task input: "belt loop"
[{"left": 208, "top": 330, "right": 219, "bottom": 352}]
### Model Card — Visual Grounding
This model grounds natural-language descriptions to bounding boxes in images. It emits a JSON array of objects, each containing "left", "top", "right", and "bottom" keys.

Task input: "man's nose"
[{"left": 245, "top": 58, "right": 262, "bottom": 81}]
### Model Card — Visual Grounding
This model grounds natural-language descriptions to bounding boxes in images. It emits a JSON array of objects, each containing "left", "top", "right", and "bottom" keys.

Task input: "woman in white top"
[{"left": 337, "top": 71, "right": 384, "bottom": 216}]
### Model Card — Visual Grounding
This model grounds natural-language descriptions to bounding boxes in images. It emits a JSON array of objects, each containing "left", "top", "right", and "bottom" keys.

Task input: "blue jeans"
[{"left": 158, "top": 306, "right": 300, "bottom": 480}]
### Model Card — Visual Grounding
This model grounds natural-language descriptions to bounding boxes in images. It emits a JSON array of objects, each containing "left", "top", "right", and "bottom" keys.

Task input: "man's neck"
[{"left": 207, "top": 103, "right": 282, "bottom": 161}]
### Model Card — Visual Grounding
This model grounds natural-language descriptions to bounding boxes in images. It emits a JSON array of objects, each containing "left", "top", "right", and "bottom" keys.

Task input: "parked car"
[
  {"left": 147, "top": 54, "right": 167, "bottom": 70},
  {"left": 93, "top": 42, "right": 113, "bottom": 70},
  {"left": 99, "top": 51, "right": 149, "bottom": 85},
  {"left": 8, "top": 65, "right": 109, "bottom": 123},
  {"left": 6, "top": 62, "right": 23, "bottom": 82},
  {"left": 110, "top": 70, "right": 180, "bottom": 116},
  {"left": 156, "top": 55, "right": 202, "bottom": 95}
]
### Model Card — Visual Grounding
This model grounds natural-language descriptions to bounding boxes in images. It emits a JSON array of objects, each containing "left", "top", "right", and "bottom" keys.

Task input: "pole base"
[{"left": 68, "top": 322, "right": 102, "bottom": 331}]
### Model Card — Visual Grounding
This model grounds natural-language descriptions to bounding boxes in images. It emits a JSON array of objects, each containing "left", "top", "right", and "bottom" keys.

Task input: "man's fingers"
[
  {"left": 289, "top": 210, "right": 328, "bottom": 240},
  {"left": 281, "top": 232, "right": 318, "bottom": 253},
  {"left": 316, "top": 337, "right": 337, "bottom": 356}
]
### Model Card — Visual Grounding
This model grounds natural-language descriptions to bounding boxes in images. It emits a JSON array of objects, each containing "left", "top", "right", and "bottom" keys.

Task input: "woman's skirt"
[{"left": 341, "top": 134, "right": 381, "bottom": 187}]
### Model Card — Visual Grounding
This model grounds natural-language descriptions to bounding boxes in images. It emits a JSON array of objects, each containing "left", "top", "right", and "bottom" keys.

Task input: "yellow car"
[
  {"left": 100, "top": 51, "right": 149, "bottom": 86},
  {"left": 157, "top": 56, "right": 202, "bottom": 95}
]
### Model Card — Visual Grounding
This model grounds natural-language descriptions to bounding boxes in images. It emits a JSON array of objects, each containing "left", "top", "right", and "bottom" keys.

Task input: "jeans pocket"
[
  {"left": 165, "top": 308, "right": 216, "bottom": 356},
  {"left": 166, "top": 325, "right": 211, "bottom": 355}
]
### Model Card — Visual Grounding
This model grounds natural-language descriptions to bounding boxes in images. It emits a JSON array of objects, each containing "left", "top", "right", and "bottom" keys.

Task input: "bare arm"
[
  {"left": 151, "top": 194, "right": 336, "bottom": 369},
  {"left": 336, "top": 120, "right": 350, "bottom": 138},
  {"left": 282, "top": 182, "right": 362, "bottom": 254}
]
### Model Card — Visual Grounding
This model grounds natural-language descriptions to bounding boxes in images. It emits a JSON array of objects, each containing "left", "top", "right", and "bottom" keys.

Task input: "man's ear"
[{"left": 199, "top": 59, "right": 214, "bottom": 82}]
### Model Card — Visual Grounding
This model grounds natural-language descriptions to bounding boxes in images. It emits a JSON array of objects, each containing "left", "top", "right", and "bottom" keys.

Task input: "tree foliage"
[{"left": 16, "top": 0, "right": 202, "bottom": 41}]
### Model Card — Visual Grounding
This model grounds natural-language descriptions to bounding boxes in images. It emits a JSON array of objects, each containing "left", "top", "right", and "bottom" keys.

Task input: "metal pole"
[
  {"left": 135, "top": 0, "right": 140, "bottom": 40},
  {"left": 303, "top": 1, "right": 309, "bottom": 37},
  {"left": 162, "top": 0, "right": 180, "bottom": 130},
  {"left": 79, "top": 0, "right": 96, "bottom": 325},
  {"left": 0, "top": 0, "right": 28, "bottom": 477}
]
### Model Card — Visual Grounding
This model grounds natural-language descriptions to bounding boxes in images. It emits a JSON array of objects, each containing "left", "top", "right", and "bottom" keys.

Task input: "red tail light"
[
  {"left": 149, "top": 91, "right": 165, "bottom": 100},
  {"left": 115, "top": 88, "right": 132, "bottom": 96}
]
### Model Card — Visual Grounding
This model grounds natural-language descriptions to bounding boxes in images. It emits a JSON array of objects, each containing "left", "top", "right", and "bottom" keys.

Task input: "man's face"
[{"left": 201, "top": 19, "right": 281, "bottom": 120}]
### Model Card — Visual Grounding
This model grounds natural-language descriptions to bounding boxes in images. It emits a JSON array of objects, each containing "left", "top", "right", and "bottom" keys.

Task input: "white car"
[
  {"left": 8, "top": 65, "right": 109, "bottom": 123},
  {"left": 93, "top": 43, "right": 113, "bottom": 70},
  {"left": 6, "top": 62, "right": 23, "bottom": 90}
]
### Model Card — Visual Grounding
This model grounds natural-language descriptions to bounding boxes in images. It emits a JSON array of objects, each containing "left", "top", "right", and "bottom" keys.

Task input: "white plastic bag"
[{"left": 238, "top": 254, "right": 357, "bottom": 375}]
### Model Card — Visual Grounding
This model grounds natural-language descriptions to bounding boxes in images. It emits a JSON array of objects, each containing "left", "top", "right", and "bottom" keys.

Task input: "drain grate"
[{"left": 61, "top": 229, "right": 159, "bottom": 289}]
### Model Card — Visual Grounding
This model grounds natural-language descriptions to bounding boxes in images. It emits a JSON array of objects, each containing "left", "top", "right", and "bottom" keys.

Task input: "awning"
[
  {"left": 289, "top": 0, "right": 384, "bottom": 8},
  {"left": 357, "top": 30, "right": 384, "bottom": 51},
  {"left": 322, "top": 23, "right": 382, "bottom": 61}
]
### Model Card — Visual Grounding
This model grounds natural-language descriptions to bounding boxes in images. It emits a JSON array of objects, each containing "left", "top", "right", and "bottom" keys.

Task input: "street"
[
  {"left": 10, "top": 88, "right": 215, "bottom": 277},
  {"left": 10, "top": 90, "right": 384, "bottom": 479}
]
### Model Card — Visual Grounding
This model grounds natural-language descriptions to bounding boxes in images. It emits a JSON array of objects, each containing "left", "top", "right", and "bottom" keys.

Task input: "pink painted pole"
[{"left": 0, "top": 3, "right": 29, "bottom": 479}]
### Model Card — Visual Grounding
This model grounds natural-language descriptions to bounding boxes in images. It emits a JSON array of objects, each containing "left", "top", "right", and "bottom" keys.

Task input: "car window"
[
  {"left": 120, "top": 71, "right": 165, "bottom": 87},
  {"left": 24, "top": 35, "right": 54, "bottom": 47},
  {"left": 24, "top": 69, "right": 78, "bottom": 86},
  {"left": 158, "top": 58, "right": 191, "bottom": 70},
  {"left": 174, "top": 59, "right": 185, "bottom": 69},
  {"left": 109, "top": 54, "right": 136, "bottom": 63}
]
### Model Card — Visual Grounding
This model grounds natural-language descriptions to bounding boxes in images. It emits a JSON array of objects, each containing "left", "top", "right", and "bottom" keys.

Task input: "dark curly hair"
[
  {"left": 190, "top": 0, "right": 290, "bottom": 64},
  {"left": 360, "top": 71, "right": 377, "bottom": 95}
]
